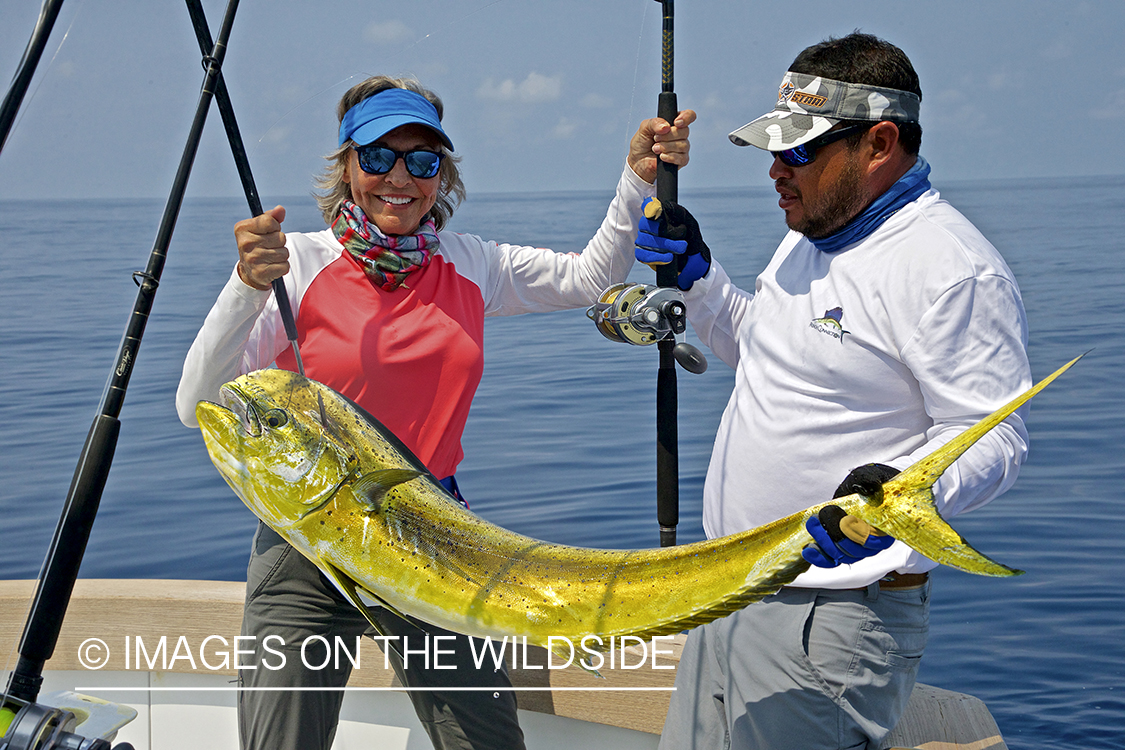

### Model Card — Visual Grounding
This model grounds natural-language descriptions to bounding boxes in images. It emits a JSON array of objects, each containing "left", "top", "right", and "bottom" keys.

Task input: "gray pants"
[
  {"left": 660, "top": 583, "right": 930, "bottom": 750},
  {"left": 237, "top": 523, "right": 526, "bottom": 750}
]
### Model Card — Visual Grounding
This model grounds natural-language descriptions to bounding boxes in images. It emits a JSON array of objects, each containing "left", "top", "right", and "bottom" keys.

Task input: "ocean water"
[{"left": 1, "top": 177, "right": 1123, "bottom": 748}]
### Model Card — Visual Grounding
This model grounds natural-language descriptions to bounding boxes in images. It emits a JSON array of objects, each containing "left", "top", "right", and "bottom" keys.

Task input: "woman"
[{"left": 176, "top": 75, "right": 693, "bottom": 750}]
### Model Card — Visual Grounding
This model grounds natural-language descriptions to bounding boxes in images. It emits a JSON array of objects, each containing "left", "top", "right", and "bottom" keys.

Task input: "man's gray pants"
[
  {"left": 237, "top": 523, "right": 526, "bottom": 750},
  {"left": 660, "top": 582, "right": 930, "bottom": 750}
]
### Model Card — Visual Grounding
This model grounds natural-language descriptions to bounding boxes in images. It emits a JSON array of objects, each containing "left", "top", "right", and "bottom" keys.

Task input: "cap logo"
[
  {"left": 777, "top": 81, "right": 796, "bottom": 105},
  {"left": 790, "top": 91, "right": 827, "bottom": 108}
]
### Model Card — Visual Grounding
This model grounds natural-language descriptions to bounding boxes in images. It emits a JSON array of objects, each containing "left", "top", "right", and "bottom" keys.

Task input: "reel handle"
[{"left": 673, "top": 342, "right": 707, "bottom": 374}]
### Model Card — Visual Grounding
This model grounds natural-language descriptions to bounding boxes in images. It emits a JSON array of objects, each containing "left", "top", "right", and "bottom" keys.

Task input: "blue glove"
[
  {"left": 635, "top": 197, "right": 711, "bottom": 291},
  {"left": 802, "top": 463, "right": 900, "bottom": 568}
]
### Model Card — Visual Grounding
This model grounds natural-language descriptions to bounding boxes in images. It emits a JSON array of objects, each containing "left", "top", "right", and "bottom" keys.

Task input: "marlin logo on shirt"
[{"left": 810, "top": 307, "right": 849, "bottom": 342}]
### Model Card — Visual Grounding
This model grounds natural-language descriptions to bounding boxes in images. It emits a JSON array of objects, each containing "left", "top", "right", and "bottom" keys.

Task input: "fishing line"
[
  {"left": 607, "top": 0, "right": 654, "bottom": 285},
  {"left": 1, "top": 0, "right": 86, "bottom": 153}
]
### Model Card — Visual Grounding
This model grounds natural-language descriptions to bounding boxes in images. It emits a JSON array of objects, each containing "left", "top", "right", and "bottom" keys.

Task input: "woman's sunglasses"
[
  {"left": 355, "top": 145, "right": 444, "bottom": 179},
  {"left": 771, "top": 124, "right": 870, "bottom": 167}
]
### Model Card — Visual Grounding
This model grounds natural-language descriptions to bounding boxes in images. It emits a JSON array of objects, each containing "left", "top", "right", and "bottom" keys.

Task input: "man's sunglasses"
[
  {"left": 355, "top": 144, "right": 444, "bottom": 179},
  {"left": 771, "top": 124, "right": 870, "bottom": 167}
]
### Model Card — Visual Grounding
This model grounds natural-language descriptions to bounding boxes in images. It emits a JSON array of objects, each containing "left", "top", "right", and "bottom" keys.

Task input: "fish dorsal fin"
[{"left": 353, "top": 469, "right": 423, "bottom": 511}]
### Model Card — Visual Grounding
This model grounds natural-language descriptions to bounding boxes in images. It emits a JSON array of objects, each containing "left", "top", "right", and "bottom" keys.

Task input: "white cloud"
[
  {"left": 581, "top": 93, "right": 613, "bottom": 109},
  {"left": 477, "top": 72, "right": 563, "bottom": 103},
  {"left": 364, "top": 20, "right": 413, "bottom": 45},
  {"left": 551, "top": 118, "right": 577, "bottom": 138}
]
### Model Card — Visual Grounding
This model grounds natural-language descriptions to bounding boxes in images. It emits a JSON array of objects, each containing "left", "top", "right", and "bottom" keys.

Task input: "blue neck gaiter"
[{"left": 810, "top": 156, "right": 932, "bottom": 254}]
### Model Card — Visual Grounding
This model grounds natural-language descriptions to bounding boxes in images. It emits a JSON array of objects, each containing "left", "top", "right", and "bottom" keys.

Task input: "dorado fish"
[{"left": 195, "top": 356, "right": 1081, "bottom": 659}]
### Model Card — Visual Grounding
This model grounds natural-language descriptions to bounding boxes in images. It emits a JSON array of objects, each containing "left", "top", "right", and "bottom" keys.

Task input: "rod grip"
[{"left": 655, "top": 91, "right": 679, "bottom": 290}]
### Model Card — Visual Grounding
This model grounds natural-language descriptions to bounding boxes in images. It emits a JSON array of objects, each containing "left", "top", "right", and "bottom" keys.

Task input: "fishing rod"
[
  {"left": 1, "top": 0, "right": 243, "bottom": 727},
  {"left": 0, "top": 0, "right": 66, "bottom": 156},
  {"left": 184, "top": 0, "right": 306, "bottom": 376},
  {"left": 653, "top": 0, "right": 680, "bottom": 547},
  {"left": 587, "top": 0, "right": 704, "bottom": 547}
]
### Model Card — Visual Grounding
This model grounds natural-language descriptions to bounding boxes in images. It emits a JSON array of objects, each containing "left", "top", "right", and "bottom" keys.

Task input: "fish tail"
[
  {"left": 848, "top": 354, "right": 1085, "bottom": 577},
  {"left": 852, "top": 485, "right": 1023, "bottom": 577}
]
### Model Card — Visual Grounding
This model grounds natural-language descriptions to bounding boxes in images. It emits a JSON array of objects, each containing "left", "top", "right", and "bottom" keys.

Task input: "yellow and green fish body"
[{"left": 195, "top": 356, "right": 1080, "bottom": 653}]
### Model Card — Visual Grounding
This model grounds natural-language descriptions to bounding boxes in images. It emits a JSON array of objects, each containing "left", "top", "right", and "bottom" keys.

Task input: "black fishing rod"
[
  {"left": 0, "top": 0, "right": 66, "bottom": 156},
  {"left": 654, "top": 0, "right": 679, "bottom": 547},
  {"left": 585, "top": 0, "right": 704, "bottom": 545},
  {"left": 182, "top": 0, "right": 305, "bottom": 374},
  {"left": 2, "top": 0, "right": 243, "bottom": 714}
]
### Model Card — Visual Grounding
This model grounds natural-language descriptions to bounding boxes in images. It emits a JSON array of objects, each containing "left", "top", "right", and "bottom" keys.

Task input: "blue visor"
[{"left": 338, "top": 88, "right": 454, "bottom": 151}]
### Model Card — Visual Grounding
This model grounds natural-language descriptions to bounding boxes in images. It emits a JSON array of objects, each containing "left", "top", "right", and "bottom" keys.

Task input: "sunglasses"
[
  {"left": 771, "top": 124, "right": 870, "bottom": 167},
  {"left": 355, "top": 144, "right": 444, "bottom": 179}
]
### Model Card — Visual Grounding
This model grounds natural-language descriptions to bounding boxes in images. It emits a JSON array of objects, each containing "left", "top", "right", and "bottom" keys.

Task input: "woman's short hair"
[{"left": 314, "top": 75, "right": 465, "bottom": 230}]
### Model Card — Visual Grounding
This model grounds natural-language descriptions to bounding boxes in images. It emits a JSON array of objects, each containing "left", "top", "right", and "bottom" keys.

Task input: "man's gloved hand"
[
  {"left": 802, "top": 463, "right": 900, "bottom": 568},
  {"left": 635, "top": 197, "right": 712, "bottom": 291}
]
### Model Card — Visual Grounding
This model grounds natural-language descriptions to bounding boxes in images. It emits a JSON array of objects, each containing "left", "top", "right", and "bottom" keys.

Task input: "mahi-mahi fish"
[{"left": 195, "top": 355, "right": 1081, "bottom": 661}]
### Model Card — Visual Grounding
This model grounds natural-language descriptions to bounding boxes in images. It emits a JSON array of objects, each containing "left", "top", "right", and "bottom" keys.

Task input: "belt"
[
  {"left": 870, "top": 572, "right": 929, "bottom": 590},
  {"left": 783, "top": 571, "right": 929, "bottom": 594}
]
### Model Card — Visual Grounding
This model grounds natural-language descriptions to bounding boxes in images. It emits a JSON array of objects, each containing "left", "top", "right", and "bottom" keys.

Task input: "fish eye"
[{"left": 263, "top": 409, "right": 289, "bottom": 429}]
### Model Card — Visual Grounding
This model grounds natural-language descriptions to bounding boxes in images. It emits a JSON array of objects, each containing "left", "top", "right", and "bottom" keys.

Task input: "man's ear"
[{"left": 864, "top": 121, "right": 905, "bottom": 177}]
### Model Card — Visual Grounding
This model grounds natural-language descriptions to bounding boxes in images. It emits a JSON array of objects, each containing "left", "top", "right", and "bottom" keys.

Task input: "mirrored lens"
[
  {"left": 771, "top": 124, "right": 868, "bottom": 168},
  {"left": 357, "top": 146, "right": 396, "bottom": 174},
  {"left": 777, "top": 145, "right": 813, "bottom": 167},
  {"left": 356, "top": 146, "right": 443, "bottom": 179},
  {"left": 403, "top": 151, "right": 442, "bottom": 178}
]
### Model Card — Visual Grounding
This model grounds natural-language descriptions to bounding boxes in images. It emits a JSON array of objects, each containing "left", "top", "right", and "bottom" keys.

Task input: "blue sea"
[{"left": 1, "top": 177, "right": 1123, "bottom": 748}]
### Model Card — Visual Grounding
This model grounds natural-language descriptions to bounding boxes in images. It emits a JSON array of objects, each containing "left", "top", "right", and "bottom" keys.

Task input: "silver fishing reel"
[
  {"left": 586, "top": 282, "right": 707, "bottom": 374},
  {"left": 587, "top": 282, "right": 686, "bottom": 345}
]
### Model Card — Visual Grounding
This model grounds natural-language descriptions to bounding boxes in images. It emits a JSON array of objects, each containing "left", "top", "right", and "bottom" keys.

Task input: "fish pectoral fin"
[
  {"left": 353, "top": 468, "right": 424, "bottom": 511},
  {"left": 319, "top": 559, "right": 393, "bottom": 638},
  {"left": 355, "top": 585, "right": 416, "bottom": 627}
]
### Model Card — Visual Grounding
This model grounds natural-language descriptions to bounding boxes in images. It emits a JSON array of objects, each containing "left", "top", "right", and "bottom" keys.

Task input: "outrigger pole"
[
  {"left": 182, "top": 0, "right": 306, "bottom": 376},
  {"left": 654, "top": 0, "right": 679, "bottom": 547},
  {"left": 2, "top": 0, "right": 243, "bottom": 708},
  {"left": 0, "top": 0, "right": 66, "bottom": 156}
]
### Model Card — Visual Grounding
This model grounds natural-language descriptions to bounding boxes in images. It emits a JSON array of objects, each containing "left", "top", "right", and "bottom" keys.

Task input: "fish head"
[{"left": 196, "top": 369, "right": 356, "bottom": 531}]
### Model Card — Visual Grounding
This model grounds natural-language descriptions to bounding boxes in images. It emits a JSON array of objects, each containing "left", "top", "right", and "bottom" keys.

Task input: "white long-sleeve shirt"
[
  {"left": 685, "top": 188, "right": 1031, "bottom": 588},
  {"left": 177, "top": 165, "right": 650, "bottom": 478}
]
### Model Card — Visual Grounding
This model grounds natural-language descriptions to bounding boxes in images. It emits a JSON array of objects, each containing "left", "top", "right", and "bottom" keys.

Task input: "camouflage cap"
[{"left": 729, "top": 71, "right": 921, "bottom": 151}]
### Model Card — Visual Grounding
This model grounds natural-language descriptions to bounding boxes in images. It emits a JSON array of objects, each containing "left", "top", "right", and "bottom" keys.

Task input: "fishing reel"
[
  {"left": 1, "top": 692, "right": 135, "bottom": 750},
  {"left": 586, "top": 282, "right": 707, "bottom": 374}
]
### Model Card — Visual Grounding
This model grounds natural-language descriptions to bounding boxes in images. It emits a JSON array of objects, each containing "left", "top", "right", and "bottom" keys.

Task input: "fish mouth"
[
  {"left": 217, "top": 383, "right": 261, "bottom": 437},
  {"left": 194, "top": 382, "right": 265, "bottom": 441}
]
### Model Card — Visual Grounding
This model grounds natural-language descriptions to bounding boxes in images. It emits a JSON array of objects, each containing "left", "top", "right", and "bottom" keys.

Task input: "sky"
[{"left": 1, "top": 0, "right": 1124, "bottom": 202}]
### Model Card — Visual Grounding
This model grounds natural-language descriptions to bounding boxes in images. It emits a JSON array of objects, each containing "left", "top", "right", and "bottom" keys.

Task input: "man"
[{"left": 636, "top": 33, "right": 1031, "bottom": 749}]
